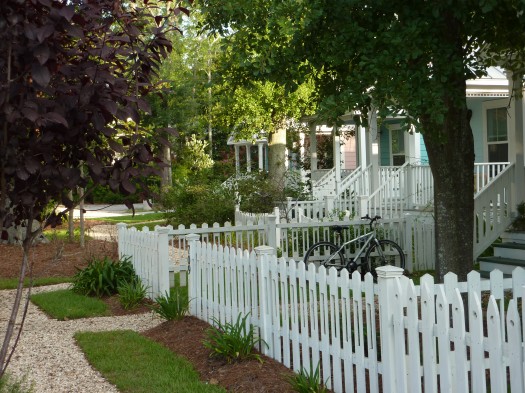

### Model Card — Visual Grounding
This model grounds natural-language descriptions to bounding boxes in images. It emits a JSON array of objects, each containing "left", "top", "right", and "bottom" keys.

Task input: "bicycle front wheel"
[
  {"left": 365, "top": 239, "right": 405, "bottom": 276},
  {"left": 304, "top": 242, "right": 346, "bottom": 271}
]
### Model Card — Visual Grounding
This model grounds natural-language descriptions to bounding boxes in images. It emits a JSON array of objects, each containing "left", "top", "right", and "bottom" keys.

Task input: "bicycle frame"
[{"left": 324, "top": 228, "right": 380, "bottom": 269}]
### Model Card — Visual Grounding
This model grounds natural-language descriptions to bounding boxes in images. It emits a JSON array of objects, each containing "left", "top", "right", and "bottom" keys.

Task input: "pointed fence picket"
[{"left": 186, "top": 237, "right": 525, "bottom": 393}]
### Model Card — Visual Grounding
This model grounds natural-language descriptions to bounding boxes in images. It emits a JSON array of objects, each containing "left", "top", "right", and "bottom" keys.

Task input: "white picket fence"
[
  {"left": 117, "top": 223, "right": 187, "bottom": 299},
  {"left": 187, "top": 238, "right": 525, "bottom": 393}
]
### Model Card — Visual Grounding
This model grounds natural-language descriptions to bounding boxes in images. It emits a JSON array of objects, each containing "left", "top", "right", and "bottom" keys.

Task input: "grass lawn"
[
  {"left": 30, "top": 289, "right": 108, "bottom": 320},
  {"left": 75, "top": 330, "right": 225, "bottom": 393},
  {"left": 0, "top": 276, "right": 71, "bottom": 290}
]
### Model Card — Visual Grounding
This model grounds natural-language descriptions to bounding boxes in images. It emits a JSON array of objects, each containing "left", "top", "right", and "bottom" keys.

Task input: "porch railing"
[
  {"left": 473, "top": 163, "right": 515, "bottom": 258},
  {"left": 474, "top": 162, "right": 510, "bottom": 195}
]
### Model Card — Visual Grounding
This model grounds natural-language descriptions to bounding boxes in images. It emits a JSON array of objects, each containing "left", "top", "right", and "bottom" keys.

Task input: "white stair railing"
[
  {"left": 473, "top": 163, "right": 515, "bottom": 258},
  {"left": 361, "top": 162, "right": 409, "bottom": 218},
  {"left": 474, "top": 162, "right": 510, "bottom": 195}
]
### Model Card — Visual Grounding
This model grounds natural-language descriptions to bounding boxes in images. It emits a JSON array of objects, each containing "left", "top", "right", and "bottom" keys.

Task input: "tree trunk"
[
  {"left": 268, "top": 126, "right": 287, "bottom": 186},
  {"left": 422, "top": 97, "right": 475, "bottom": 283}
]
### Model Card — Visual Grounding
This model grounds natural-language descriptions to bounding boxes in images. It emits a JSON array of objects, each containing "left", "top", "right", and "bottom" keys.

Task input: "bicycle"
[{"left": 303, "top": 215, "right": 405, "bottom": 277}]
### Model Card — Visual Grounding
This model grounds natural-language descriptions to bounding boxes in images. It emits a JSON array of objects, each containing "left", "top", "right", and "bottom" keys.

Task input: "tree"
[
  {"left": 214, "top": 76, "right": 316, "bottom": 183},
  {"left": 0, "top": 0, "right": 190, "bottom": 377},
  {"left": 199, "top": 0, "right": 525, "bottom": 282}
]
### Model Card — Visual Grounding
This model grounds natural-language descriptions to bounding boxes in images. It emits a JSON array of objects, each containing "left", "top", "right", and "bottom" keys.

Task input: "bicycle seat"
[{"left": 330, "top": 225, "right": 349, "bottom": 233}]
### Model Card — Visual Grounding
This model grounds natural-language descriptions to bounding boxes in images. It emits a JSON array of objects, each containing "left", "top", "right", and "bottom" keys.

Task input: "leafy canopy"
[{"left": 0, "top": 0, "right": 191, "bottom": 230}]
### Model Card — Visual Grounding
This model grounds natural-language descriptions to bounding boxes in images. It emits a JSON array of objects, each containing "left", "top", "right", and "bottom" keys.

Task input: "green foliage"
[
  {"left": 510, "top": 202, "right": 525, "bottom": 231},
  {"left": 150, "top": 288, "right": 189, "bottom": 321},
  {"left": 75, "top": 330, "right": 226, "bottom": 393},
  {"left": 287, "top": 363, "right": 328, "bottom": 393},
  {"left": 204, "top": 313, "right": 267, "bottom": 363},
  {"left": 117, "top": 278, "right": 148, "bottom": 310},
  {"left": 235, "top": 171, "right": 308, "bottom": 214},
  {"left": 71, "top": 257, "right": 137, "bottom": 298},
  {"left": 0, "top": 374, "right": 34, "bottom": 393},
  {"left": 89, "top": 184, "right": 141, "bottom": 205},
  {"left": 30, "top": 289, "right": 108, "bottom": 320},
  {"left": 159, "top": 178, "right": 235, "bottom": 226}
]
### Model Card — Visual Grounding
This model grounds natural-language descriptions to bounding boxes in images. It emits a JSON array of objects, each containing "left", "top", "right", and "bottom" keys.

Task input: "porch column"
[
  {"left": 406, "top": 131, "right": 420, "bottom": 209},
  {"left": 309, "top": 122, "right": 318, "bottom": 171},
  {"left": 369, "top": 107, "right": 380, "bottom": 192},
  {"left": 509, "top": 72, "right": 525, "bottom": 211},
  {"left": 333, "top": 125, "right": 342, "bottom": 195},
  {"left": 258, "top": 142, "right": 264, "bottom": 171},
  {"left": 234, "top": 144, "right": 240, "bottom": 174},
  {"left": 358, "top": 125, "right": 368, "bottom": 168},
  {"left": 246, "top": 144, "right": 252, "bottom": 172}
]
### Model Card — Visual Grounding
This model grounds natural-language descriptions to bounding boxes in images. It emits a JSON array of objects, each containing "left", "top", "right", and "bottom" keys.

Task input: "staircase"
[{"left": 478, "top": 232, "right": 525, "bottom": 278}]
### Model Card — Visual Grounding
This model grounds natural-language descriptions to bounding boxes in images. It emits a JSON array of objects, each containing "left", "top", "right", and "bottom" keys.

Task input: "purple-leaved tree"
[{"left": 0, "top": 0, "right": 191, "bottom": 377}]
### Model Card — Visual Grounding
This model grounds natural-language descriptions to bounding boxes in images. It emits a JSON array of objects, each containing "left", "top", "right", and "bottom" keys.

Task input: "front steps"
[{"left": 478, "top": 232, "right": 525, "bottom": 278}]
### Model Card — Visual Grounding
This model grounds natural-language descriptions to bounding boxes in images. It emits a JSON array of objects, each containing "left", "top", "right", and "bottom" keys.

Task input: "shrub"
[
  {"left": 159, "top": 179, "right": 235, "bottom": 227},
  {"left": 287, "top": 363, "right": 328, "bottom": 393},
  {"left": 71, "top": 256, "right": 137, "bottom": 297},
  {"left": 117, "top": 278, "right": 148, "bottom": 309},
  {"left": 203, "top": 313, "right": 267, "bottom": 363},
  {"left": 150, "top": 287, "right": 189, "bottom": 320}
]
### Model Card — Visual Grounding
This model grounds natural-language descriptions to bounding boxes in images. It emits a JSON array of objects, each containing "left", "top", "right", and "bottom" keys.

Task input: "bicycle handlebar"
[{"left": 361, "top": 214, "right": 381, "bottom": 229}]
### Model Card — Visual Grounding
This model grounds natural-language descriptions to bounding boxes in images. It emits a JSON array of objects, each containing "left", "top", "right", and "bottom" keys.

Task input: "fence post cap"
[
  {"left": 255, "top": 245, "right": 274, "bottom": 255},
  {"left": 116, "top": 222, "right": 127, "bottom": 229},
  {"left": 155, "top": 226, "right": 170, "bottom": 234},
  {"left": 375, "top": 265, "right": 405, "bottom": 279},
  {"left": 185, "top": 233, "right": 200, "bottom": 241}
]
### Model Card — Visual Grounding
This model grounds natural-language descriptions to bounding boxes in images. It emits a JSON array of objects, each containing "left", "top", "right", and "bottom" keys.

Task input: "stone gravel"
[{"left": 0, "top": 284, "right": 164, "bottom": 393}]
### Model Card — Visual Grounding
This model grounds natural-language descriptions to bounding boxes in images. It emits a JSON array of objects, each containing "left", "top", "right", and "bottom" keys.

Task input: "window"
[
  {"left": 487, "top": 107, "right": 508, "bottom": 162},
  {"left": 391, "top": 129, "right": 405, "bottom": 166}
]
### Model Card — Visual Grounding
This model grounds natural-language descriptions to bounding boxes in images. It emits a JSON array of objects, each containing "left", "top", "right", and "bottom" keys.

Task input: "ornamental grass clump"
[
  {"left": 117, "top": 278, "right": 148, "bottom": 310},
  {"left": 71, "top": 256, "right": 136, "bottom": 297},
  {"left": 204, "top": 313, "right": 267, "bottom": 363},
  {"left": 150, "top": 288, "right": 189, "bottom": 320},
  {"left": 286, "top": 363, "right": 329, "bottom": 393}
]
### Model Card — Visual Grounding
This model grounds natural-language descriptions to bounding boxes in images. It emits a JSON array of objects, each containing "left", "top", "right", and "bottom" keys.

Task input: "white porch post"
[
  {"left": 310, "top": 122, "right": 318, "bottom": 172},
  {"left": 406, "top": 131, "right": 420, "bottom": 209},
  {"left": 509, "top": 72, "right": 525, "bottom": 212},
  {"left": 258, "top": 142, "right": 264, "bottom": 171},
  {"left": 234, "top": 144, "right": 240, "bottom": 174},
  {"left": 369, "top": 107, "right": 380, "bottom": 192},
  {"left": 246, "top": 144, "right": 252, "bottom": 172},
  {"left": 359, "top": 125, "right": 368, "bottom": 169},
  {"left": 333, "top": 125, "right": 341, "bottom": 195}
]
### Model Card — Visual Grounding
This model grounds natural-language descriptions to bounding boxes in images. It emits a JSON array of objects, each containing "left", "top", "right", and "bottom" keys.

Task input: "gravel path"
[{"left": 0, "top": 284, "right": 164, "bottom": 392}]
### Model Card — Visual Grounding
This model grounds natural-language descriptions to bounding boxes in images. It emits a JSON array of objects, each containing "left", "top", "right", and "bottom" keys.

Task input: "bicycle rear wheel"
[
  {"left": 364, "top": 239, "right": 405, "bottom": 276},
  {"left": 304, "top": 242, "right": 346, "bottom": 271}
]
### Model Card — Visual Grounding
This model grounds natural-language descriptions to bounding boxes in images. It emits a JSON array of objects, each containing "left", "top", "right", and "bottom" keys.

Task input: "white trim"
[{"left": 483, "top": 99, "right": 510, "bottom": 162}]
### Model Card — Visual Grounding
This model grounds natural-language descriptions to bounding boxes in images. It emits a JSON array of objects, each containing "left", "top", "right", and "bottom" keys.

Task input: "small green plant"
[
  {"left": 70, "top": 256, "right": 136, "bottom": 297},
  {"left": 203, "top": 313, "right": 267, "bottom": 363},
  {"left": 117, "top": 278, "right": 148, "bottom": 310},
  {"left": 287, "top": 363, "right": 329, "bottom": 393},
  {"left": 150, "top": 287, "right": 189, "bottom": 320}
]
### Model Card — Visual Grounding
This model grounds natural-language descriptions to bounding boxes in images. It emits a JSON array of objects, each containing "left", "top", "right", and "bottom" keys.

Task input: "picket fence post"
[
  {"left": 155, "top": 227, "right": 170, "bottom": 298},
  {"left": 255, "top": 245, "right": 274, "bottom": 356},
  {"left": 376, "top": 265, "right": 405, "bottom": 393},
  {"left": 266, "top": 213, "right": 280, "bottom": 250},
  {"left": 186, "top": 233, "right": 200, "bottom": 316},
  {"left": 116, "top": 223, "right": 127, "bottom": 259}
]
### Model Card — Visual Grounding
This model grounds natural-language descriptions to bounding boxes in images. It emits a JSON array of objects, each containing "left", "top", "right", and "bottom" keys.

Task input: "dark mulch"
[{"left": 143, "top": 316, "right": 298, "bottom": 393}]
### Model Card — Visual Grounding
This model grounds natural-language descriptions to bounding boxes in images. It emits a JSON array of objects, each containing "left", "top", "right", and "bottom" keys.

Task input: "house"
[{"left": 229, "top": 67, "right": 525, "bottom": 269}]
